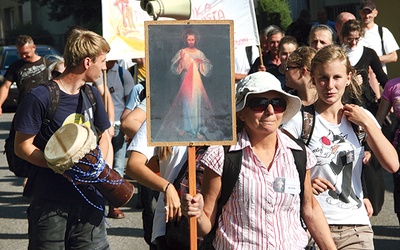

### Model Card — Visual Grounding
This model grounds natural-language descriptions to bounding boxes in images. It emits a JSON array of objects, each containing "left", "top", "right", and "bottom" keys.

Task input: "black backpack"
[
  {"left": 165, "top": 140, "right": 307, "bottom": 249},
  {"left": 4, "top": 81, "right": 96, "bottom": 177}
]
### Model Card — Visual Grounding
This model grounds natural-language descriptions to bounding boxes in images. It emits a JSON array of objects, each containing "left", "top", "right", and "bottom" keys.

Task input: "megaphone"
[{"left": 140, "top": 0, "right": 191, "bottom": 20}]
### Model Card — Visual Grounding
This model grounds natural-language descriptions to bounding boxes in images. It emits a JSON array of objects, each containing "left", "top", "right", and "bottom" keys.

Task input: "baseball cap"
[
  {"left": 360, "top": 0, "right": 376, "bottom": 11},
  {"left": 236, "top": 72, "right": 301, "bottom": 124}
]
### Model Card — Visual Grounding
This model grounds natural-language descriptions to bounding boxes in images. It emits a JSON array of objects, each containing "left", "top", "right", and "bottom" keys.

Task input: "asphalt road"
[{"left": 0, "top": 111, "right": 399, "bottom": 249}]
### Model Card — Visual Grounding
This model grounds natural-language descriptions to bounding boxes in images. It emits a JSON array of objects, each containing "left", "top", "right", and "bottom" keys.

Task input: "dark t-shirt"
[
  {"left": 14, "top": 83, "right": 110, "bottom": 208},
  {"left": 4, "top": 57, "right": 51, "bottom": 103},
  {"left": 248, "top": 51, "right": 280, "bottom": 75}
]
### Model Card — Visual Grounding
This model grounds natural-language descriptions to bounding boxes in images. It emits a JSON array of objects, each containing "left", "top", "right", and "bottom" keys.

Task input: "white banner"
[{"left": 102, "top": 0, "right": 259, "bottom": 60}]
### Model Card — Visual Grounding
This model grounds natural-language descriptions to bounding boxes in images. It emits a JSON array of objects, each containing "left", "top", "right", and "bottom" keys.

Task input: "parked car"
[{"left": 0, "top": 45, "right": 61, "bottom": 112}]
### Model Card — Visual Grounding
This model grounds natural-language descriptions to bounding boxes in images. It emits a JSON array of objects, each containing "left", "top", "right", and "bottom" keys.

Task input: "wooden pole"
[
  {"left": 258, "top": 45, "right": 264, "bottom": 67},
  {"left": 102, "top": 70, "right": 108, "bottom": 111},
  {"left": 188, "top": 146, "right": 197, "bottom": 250}
]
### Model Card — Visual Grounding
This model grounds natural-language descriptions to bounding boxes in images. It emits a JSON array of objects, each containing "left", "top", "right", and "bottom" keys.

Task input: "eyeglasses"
[
  {"left": 345, "top": 37, "right": 361, "bottom": 43},
  {"left": 246, "top": 97, "right": 287, "bottom": 113},
  {"left": 285, "top": 66, "right": 302, "bottom": 72}
]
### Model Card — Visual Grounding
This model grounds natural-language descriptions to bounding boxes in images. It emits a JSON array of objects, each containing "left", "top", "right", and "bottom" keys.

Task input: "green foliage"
[
  {"left": 5, "top": 22, "right": 54, "bottom": 45},
  {"left": 258, "top": 0, "right": 292, "bottom": 30}
]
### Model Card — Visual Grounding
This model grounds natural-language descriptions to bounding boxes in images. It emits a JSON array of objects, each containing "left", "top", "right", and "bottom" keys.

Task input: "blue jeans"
[
  {"left": 112, "top": 124, "right": 127, "bottom": 177},
  {"left": 28, "top": 198, "right": 109, "bottom": 250}
]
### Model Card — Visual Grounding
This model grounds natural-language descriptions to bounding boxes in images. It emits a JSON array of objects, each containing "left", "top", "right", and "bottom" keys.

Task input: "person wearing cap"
[
  {"left": 181, "top": 72, "right": 336, "bottom": 249},
  {"left": 359, "top": 0, "right": 399, "bottom": 73},
  {"left": 282, "top": 45, "right": 399, "bottom": 249}
]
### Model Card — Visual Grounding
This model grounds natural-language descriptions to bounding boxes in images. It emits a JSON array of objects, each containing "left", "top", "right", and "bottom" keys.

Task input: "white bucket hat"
[{"left": 236, "top": 72, "right": 301, "bottom": 124}]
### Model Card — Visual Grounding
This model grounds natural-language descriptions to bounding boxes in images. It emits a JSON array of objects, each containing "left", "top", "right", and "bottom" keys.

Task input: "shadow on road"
[{"left": 107, "top": 227, "right": 144, "bottom": 237}]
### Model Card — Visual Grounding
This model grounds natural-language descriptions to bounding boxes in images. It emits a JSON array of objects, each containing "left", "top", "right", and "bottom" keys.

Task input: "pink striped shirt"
[{"left": 200, "top": 130, "right": 316, "bottom": 250}]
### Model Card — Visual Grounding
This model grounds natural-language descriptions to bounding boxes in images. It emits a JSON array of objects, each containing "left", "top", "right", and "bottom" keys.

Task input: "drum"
[{"left": 44, "top": 123, "right": 134, "bottom": 208}]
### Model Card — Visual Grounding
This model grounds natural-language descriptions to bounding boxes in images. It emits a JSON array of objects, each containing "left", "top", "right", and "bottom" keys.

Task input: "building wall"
[
  {"left": 0, "top": 0, "right": 74, "bottom": 50},
  {"left": 374, "top": 0, "right": 400, "bottom": 78}
]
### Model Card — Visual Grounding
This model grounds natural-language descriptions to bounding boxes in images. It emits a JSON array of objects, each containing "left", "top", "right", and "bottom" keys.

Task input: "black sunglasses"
[{"left": 246, "top": 97, "right": 287, "bottom": 113}]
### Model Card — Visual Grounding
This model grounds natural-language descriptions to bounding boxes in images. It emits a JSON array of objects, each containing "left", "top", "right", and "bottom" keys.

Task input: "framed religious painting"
[{"left": 145, "top": 20, "right": 235, "bottom": 146}]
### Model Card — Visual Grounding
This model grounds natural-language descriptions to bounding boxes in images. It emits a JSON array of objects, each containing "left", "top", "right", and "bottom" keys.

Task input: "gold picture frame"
[{"left": 145, "top": 20, "right": 236, "bottom": 146}]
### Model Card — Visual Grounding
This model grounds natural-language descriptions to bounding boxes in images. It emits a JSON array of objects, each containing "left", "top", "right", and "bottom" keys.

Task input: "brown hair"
[
  {"left": 341, "top": 19, "right": 365, "bottom": 40},
  {"left": 311, "top": 45, "right": 361, "bottom": 102},
  {"left": 15, "top": 35, "right": 34, "bottom": 48},
  {"left": 278, "top": 36, "right": 298, "bottom": 56},
  {"left": 63, "top": 30, "right": 110, "bottom": 68},
  {"left": 286, "top": 46, "right": 316, "bottom": 71},
  {"left": 158, "top": 146, "right": 173, "bottom": 161}
]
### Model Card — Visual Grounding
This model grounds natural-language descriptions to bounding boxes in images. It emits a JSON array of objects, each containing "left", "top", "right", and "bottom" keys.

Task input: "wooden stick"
[
  {"left": 258, "top": 45, "right": 264, "bottom": 67},
  {"left": 102, "top": 69, "right": 108, "bottom": 112},
  {"left": 188, "top": 146, "right": 197, "bottom": 250}
]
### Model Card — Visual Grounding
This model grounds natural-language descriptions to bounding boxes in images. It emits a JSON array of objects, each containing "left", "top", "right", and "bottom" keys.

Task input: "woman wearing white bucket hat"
[{"left": 181, "top": 72, "right": 335, "bottom": 249}]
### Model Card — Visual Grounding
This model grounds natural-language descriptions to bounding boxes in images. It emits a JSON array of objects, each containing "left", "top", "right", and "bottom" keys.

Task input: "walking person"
[
  {"left": 182, "top": 72, "right": 336, "bottom": 249},
  {"left": 0, "top": 35, "right": 53, "bottom": 115},
  {"left": 14, "top": 30, "right": 112, "bottom": 249},
  {"left": 282, "top": 45, "right": 399, "bottom": 249}
]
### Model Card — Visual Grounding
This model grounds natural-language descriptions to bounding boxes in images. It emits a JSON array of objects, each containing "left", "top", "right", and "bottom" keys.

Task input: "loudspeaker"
[{"left": 141, "top": 0, "right": 191, "bottom": 20}]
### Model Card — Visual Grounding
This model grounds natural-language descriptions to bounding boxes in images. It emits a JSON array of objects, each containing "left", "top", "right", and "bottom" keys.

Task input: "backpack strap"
[
  {"left": 219, "top": 146, "right": 242, "bottom": 207},
  {"left": 301, "top": 105, "right": 315, "bottom": 146},
  {"left": 81, "top": 84, "right": 97, "bottom": 114},
  {"left": 118, "top": 66, "right": 125, "bottom": 87},
  {"left": 378, "top": 25, "right": 385, "bottom": 55},
  {"left": 42, "top": 80, "right": 61, "bottom": 126},
  {"left": 290, "top": 138, "right": 307, "bottom": 213},
  {"left": 201, "top": 146, "right": 242, "bottom": 249}
]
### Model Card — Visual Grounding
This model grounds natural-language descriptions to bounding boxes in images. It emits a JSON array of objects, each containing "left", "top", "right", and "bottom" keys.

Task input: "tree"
[
  {"left": 28, "top": 0, "right": 102, "bottom": 33},
  {"left": 257, "top": 0, "right": 292, "bottom": 30}
]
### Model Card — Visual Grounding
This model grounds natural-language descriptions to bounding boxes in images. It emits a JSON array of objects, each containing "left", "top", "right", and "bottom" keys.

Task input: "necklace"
[{"left": 59, "top": 78, "right": 71, "bottom": 94}]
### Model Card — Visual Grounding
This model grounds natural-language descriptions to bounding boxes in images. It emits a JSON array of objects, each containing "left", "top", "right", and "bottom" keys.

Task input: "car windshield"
[
  {"left": 3, "top": 50, "right": 19, "bottom": 69},
  {"left": 0, "top": 46, "right": 60, "bottom": 70}
]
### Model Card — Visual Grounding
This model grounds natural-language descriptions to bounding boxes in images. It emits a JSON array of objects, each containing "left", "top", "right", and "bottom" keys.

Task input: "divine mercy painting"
[{"left": 145, "top": 20, "right": 235, "bottom": 146}]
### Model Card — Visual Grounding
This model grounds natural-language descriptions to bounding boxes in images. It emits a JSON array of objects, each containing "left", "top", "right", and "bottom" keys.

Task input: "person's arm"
[
  {"left": 94, "top": 82, "right": 115, "bottom": 137},
  {"left": 0, "top": 80, "right": 12, "bottom": 116},
  {"left": 120, "top": 108, "right": 131, "bottom": 121},
  {"left": 369, "top": 50, "right": 389, "bottom": 87},
  {"left": 126, "top": 151, "right": 181, "bottom": 222},
  {"left": 120, "top": 107, "right": 146, "bottom": 139},
  {"left": 181, "top": 166, "right": 221, "bottom": 236},
  {"left": 97, "top": 131, "right": 110, "bottom": 160},
  {"left": 343, "top": 104, "right": 399, "bottom": 173},
  {"left": 14, "top": 132, "right": 48, "bottom": 168},
  {"left": 376, "top": 98, "right": 392, "bottom": 125},
  {"left": 301, "top": 170, "right": 337, "bottom": 250},
  {"left": 234, "top": 73, "right": 247, "bottom": 83},
  {"left": 379, "top": 50, "right": 398, "bottom": 64}
]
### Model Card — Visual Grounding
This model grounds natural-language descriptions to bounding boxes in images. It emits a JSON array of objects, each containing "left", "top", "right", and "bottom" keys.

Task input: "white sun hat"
[{"left": 236, "top": 71, "right": 301, "bottom": 124}]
